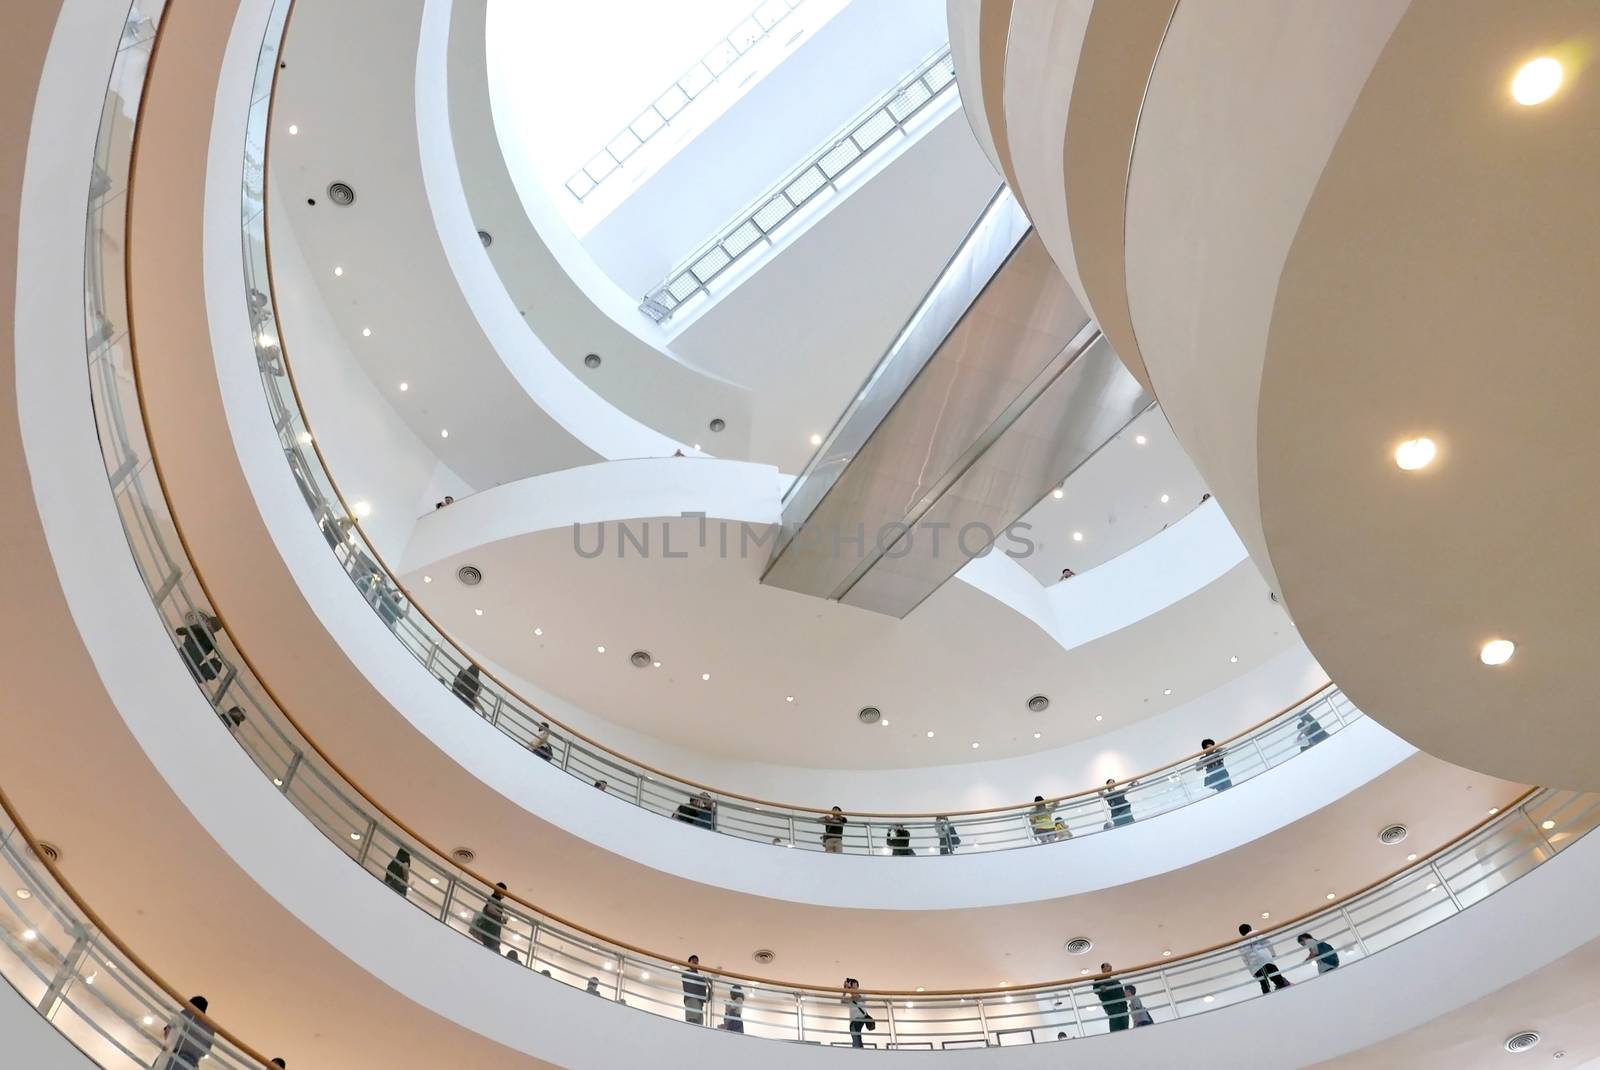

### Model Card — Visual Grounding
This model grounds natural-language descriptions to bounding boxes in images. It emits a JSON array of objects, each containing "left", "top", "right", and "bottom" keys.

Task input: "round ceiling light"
[
  {"left": 857, "top": 706, "right": 882, "bottom": 725},
  {"left": 1480, "top": 638, "right": 1515, "bottom": 666},
  {"left": 1511, "top": 57, "right": 1562, "bottom": 105},
  {"left": 1393, "top": 436, "right": 1437, "bottom": 471},
  {"left": 583, "top": 353, "right": 602, "bottom": 369},
  {"left": 456, "top": 565, "right": 482, "bottom": 586},
  {"left": 327, "top": 181, "right": 356, "bottom": 206},
  {"left": 1027, "top": 695, "right": 1050, "bottom": 713},
  {"left": 629, "top": 650, "right": 653, "bottom": 668}
]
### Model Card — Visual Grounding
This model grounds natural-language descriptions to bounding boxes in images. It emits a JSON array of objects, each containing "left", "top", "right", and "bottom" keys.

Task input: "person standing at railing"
[
  {"left": 529, "top": 722, "right": 554, "bottom": 762},
  {"left": 471, "top": 883, "right": 508, "bottom": 952},
  {"left": 842, "top": 978, "right": 874, "bottom": 1048},
  {"left": 887, "top": 825, "right": 914, "bottom": 855},
  {"left": 675, "top": 792, "right": 716, "bottom": 830},
  {"left": 1102, "top": 779, "right": 1135, "bottom": 827},
  {"left": 1296, "top": 711, "right": 1330, "bottom": 751},
  {"left": 1238, "top": 924, "right": 1292, "bottom": 993},
  {"left": 935, "top": 816, "right": 961, "bottom": 854},
  {"left": 159, "top": 995, "right": 214, "bottom": 1070},
  {"left": 175, "top": 611, "right": 225, "bottom": 683},
  {"left": 1029, "top": 796, "right": 1058, "bottom": 843},
  {"left": 451, "top": 663, "right": 482, "bottom": 712},
  {"left": 820, "top": 806, "right": 848, "bottom": 853},
  {"left": 721, "top": 986, "right": 746, "bottom": 1033},
  {"left": 383, "top": 847, "right": 410, "bottom": 897},
  {"left": 1125, "top": 983, "right": 1154, "bottom": 1027},
  {"left": 1199, "top": 739, "right": 1233, "bottom": 793},
  {"left": 1297, "top": 932, "right": 1340, "bottom": 973},
  {"left": 682, "top": 955, "right": 710, "bottom": 1024},
  {"left": 1092, "top": 965, "right": 1129, "bottom": 1032}
]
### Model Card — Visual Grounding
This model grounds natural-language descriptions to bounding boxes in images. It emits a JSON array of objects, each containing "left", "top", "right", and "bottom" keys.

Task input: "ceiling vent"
[
  {"left": 327, "top": 181, "right": 355, "bottom": 206},
  {"left": 1504, "top": 1031, "right": 1541, "bottom": 1053},
  {"left": 1027, "top": 695, "right": 1050, "bottom": 713},
  {"left": 857, "top": 707, "right": 882, "bottom": 725},
  {"left": 477, "top": 229, "right": 493, "bottom": 247},
  {"left": 629, "top": 651, "right": 653, "bottom": 668},
  {"left": 456, "top": 565, "right": 482, "bottom": 586},
  {"left": 1377, "top": 824, "right": 1409, "bottom": 845},
  {"left": 1064, "top": 937, "right": 1093, "bottom": 955},
  {"left": 752, "top": 949, "right": 776, "bottom": 965},
  {"left": 26, "top": 842, "right": 60, "bottom": 865},
  {"left": 450, "top": 847, "right": 476, "bottom": 865},
  {"left": 583, "top": 353, "right": 602, "bottom": 369},
  {"left": 708, "top": 417, "right": 726, "bottom": 433}
]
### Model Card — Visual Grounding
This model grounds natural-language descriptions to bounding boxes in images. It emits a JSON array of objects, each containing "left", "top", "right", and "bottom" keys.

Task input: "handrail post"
[
  {"left": 1157, "top": 968, "right": 1179, "bottom": 1022},
  {"left": 884, "top": 997, "right": 898, "bottom": 1048},
  {"left": 794, "top": 993, "right": 806, "bottom": 1043},
  {"left": 974, "top": 995, "right": 991, "bottom": 1046},
  {"left": 279, "top": 748, "right": 302, "bottom": 792},
  {"left": 1338, "top": 904, "right": 1371, "bottom": 958},
  {"left": 36, "top": 923, "right": 93, "bottom": 1019},
  {"left": 1428, "top": 859, "right": 1466, "bottom": 912}
]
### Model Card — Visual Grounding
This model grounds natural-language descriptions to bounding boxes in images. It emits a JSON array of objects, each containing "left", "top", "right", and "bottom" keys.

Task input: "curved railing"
[
  {"left": 243, "top": 15, "right": 1356, "bottom": 855},
  {"left": 80, "top": 0, "right": 1600, "bottom": 1052}
]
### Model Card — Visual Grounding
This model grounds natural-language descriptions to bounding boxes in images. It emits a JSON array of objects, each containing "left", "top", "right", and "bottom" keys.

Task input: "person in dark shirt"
[
  {"left": 682, "top": 954, "right": 710, "bottom": 1024},
  {"left": 1199, "top": 738, "right": 1232, "bottom": 792},
  {"left": 934, "top": 816, "right": 961, "bottom": 855},
  {"left": 471, "top": 882, "right": 508, "bottom": 952},
  {"left": 1296, "top": 711, "right": 1330, "bottom": 750},
  {"left": 887, "top": 825, "right": 914, "bottom": 856},
  {"left": 675, "top": 793, "right": 716, "bottom": 830},
  {"left": 820, "top": 806, "right": 848, "bottom": 853},
  {"left": 175, "top": 612, "right": 224, "bottom": 683},
  {"left": 1092, "top": 965, "right": 1128, "bottom": 1032},
  {"left": 451, "top": 664, "right": 482, "bottom": 711},
  {"left": 1103, "top": 779, "right": 1134, "bottom": 826},
  {"left": 162, "top": 996, "right": 214, "bottom": 1070},
  {"left": 722, "top": 986, "right": 746, "bottom": 1033},
  {"left": 383, "top": 847, "right": 410, "bottom": 897},
  {"left": 1298, "top": 932, "right": 1340, "bottom": 973}
]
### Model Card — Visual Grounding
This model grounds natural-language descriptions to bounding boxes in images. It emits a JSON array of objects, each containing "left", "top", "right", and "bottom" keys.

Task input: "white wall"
[
  {"left": 267, "top": 179, "right": 472, "bottom": 559},
  {"left": 0, "top": 986, "right": 100, "bottom": 1070}
]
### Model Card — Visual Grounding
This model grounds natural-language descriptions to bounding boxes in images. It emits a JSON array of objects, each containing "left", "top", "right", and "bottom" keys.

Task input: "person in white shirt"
[{"left": 1237, "top": 924, "right": 1292, "bottom": 993}]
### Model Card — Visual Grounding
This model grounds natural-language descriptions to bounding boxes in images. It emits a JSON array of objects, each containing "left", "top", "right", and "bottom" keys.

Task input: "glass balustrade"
[{"left": 64, "top": 0, "right": 1600, "bottom": 1054}]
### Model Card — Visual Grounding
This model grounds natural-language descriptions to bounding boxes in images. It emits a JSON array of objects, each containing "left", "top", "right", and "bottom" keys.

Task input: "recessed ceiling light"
[
  {"left": 1163, "top": 688, "right": 1172, "bottom": 696},
  {"left": 1203, "top": 995, "right": 1214, "bottom": 1004},
  {"left": 785, "top": 696, "right": 794, "bottom": 703},
  {"left": 1094, "top": 714, "right": 1103, "bottom": 722},
  {"left": 142, "top": 1015, "right": 155, "bottom": 1026},
  {"left": 1542, "top": 819, "right": 1557, "bottom": 831},
  {"left": 1511, "top": 56, "right": 1563, "bottom": 106},
  {"left": 1033, "top": 732, "right": 1041, "bottom": 739},
  {"left": 1229, "top": 655, "right": 1239, "bottom": 663},
  {"left": 1260, "top": 911, "right": 1270, "bottom": 919},
  {"left": 272, "top": 777, "right": 283, "bottom": 786},
  {"left": 533, "top": 627, "right": 543, "bottom": 636},
  {"left": 429, "top": 877, "right": 439, "bottom": 885},
  {"left": 1326, "top": 892, "right": 1336, "bottom": 900},
  {"left": 971, "top": 741, "right": 980, "bottom": 749},
  {"left": 880, "top": 719, "right": 890, "bottom": 727},
  {"left": 423, "top": 575, "right": 432, "bottom": 584},
  {"left": 1480, "top": 638, "right": 1515, "bottom": 666},
  {"left": 13, "top": 888, "right": 30, "bottom": 900},
  {"left": 474, "top": 608, "right": 483, "bottom": 616},
  {"left": 809, "top": 433, "right": 823, "bottom": 446},
  {"left": 1134, "top": 434, "right": 1147, "bottom": 445},
  {"left": 652, "top": 660, "right": 661, "bottom": 668},
  {"left": 915, "top": 987, "right": 925, "bottom": 993},
  {"left": 398, "top": 382, "right": 408, "bottom": 391},
  {"left": 21, "top": 929, "right": 36, "bottom": 942},
  {"left": 999, "top": 981, "right": 1008, "bottom": 987},
  {"left": 1160, "top": 493, "right": 1170, "bottom": 503},
  {"left": 333, "top": 266, "right": 343, "bottom": 277},
  {"left": 693, "top": 443, "right": 701, "bottom": 451},
  {"left": 926, "top": 730, "right": 934, "bottom": 738},
  {"left": 1079, "top": 968, "right": 1089, "bottom": 975},
  {"left": 596, "top": 645, "right": 606, "bottom": 653},
  {"left": 352, "top": 500, "right": 372, "bottom": 518},
  {"left": 349, "top": 831, "right": 362, "bottom": 841},
  {"left": 1406, "top": 853, "right": 1418, "bottom": 861},
  {"left": 361, "top": 327, "right": 371, "bottom": 337},
  {"left": 1052, "top": 488, "right": 1064, "bottom": 500},
  {"left": 1393, "top": 436, "right": 1436, "bottom": 471},
  {"left": 640, "top": 971, "right": 650, "bottom": 981},
  {"left": 287, "top": 124, "right": 298, "bottom": 135},
  {"left": 1072, "top": 531, "right": 1084, "bottom": 542},
  {"left": 1488, "top": 807, "right": 1499, "bottom": 815},
  {"left": 440, "top": 429, "right": 449, "bottom": 438},
  {"left": 1162, "top": 949, "right": 1172, "bottom": 957},
  {"left": 701, "top": 672, "right": 711, "bottom": 681}
]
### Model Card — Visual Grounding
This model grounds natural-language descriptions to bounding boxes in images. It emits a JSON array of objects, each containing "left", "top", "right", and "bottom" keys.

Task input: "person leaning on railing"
[
  {"left": 842, "top": 978, "right": 875, "bottom": 1048},
  {"left": 1199, "top": 738, "right": 1233, "bottom": 793},
  {"left": 1092, "top": 965, "right": 1128, "bottom": 1032},
  {"left": 159, "top": 995, "right": 214, "bottom": 1070},
  {"left": 1029, "top": 796, "right": 1058, "bottom": 843},
  {"left": 471, "top": 882, "right": 508, "bottom": 952},
  {"left": 820, "top": 805, "right": 848, "bottom": 853},
  {"left": 934, "top": 815, "right": 961, "bottom": 854},
  {"left": 682, "top": 954, "right": 710, "bottom": 1024}
]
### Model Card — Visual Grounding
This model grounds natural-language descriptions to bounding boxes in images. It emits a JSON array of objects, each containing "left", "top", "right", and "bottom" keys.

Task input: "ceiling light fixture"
[
  {"left": 21, "top": 929, "right": 36, "bottom": 942},
  {"left": 1033, "top": 732, "right": 1041, "bottom": 739},
  {"left": 13, "top": 888, "right": 30, "bottom": 901},
  {"left": 1393, "top": 436, "right": 1436, "bottom": 471},
  {"left": 1326, "top": 892, "right": 1336, "bottom": 901},
  {"left": 652, "top": 660, "right": 661, "bottom": 668},
  {"left": 701, "top": 672, "right": 711, "bottom": 681},
  {"left": 1406, "top": 853, "right": 1418, "bottom": 862},
  {"left": 1488, "top": 807, "right": 1499, "bottom": 816},
  {"left": 1229, "top": 655, "right": 1239, "bottom": 663},
  {"left": 1480, "top": 638, "right": 1515, "bottom": 666},
  {"left": 349, "top": 831, "right": 362, "bottom": 841},
  {"left": 398, "top": 382, "right": 408, "bottom": 391},
  {"left": 474, "top": 608, "right": 483, "bottom": 617},
  {"left": 352, "top": 500, "right": 372, "bottom": 518},
  {"left": 596, "top": 645, "right": 606, "bottom": 653},
  {"left": 1511, "top": 56, "right": 1563, "bottom": 105},
  {"left": 1052, "top": 488, "right": 1064, "bottom": 500},
  {"left": 1163, "top": 688, "right": 1172, "bottom": 696},
  {"left": 1072, "top": 531, "right": 1084, "bottom": 542},
  {"left": 422, "top": 575, "right": 432, "bottom": 583},
  {"left": 533, "top": 627, "right": 543, "bottom": 636},
  {"left": 926, "top": 731, "right": 934, "bottom": 738},
  {"left": 785, "top": 696, "right": 794, "bottom": 703},
  {"left": 143, "top": 1015, "right": 155, "bottom": 1026},
  {"left": 1542, "top": 820, "right": 1557, "bottom": 831},
  {"left": 1094, "top": 714, "right": 1103, "bottom": 722},
  {"left": 1134, "top": 434, "right": 1147, "bottom": 445},
  {"left": 361, "top": 327, "right": 371, "bottom": 337},
  {"left": 1260, "top": 911, "right": 1270, "bottom": 919},
  {"left": 1162, "top": 950, "right": 1172, "bottom": 957},
  {"left": 880, "top": 719, "right": 890, "bottom": 727},
  {"left": 809, "top": 433, "right": 823, "bottom": 446},
  {"left": 333, "top": 266, "right": 343, "bottom": 277},
  {"left": 287, "top": 124, "right": 298, "bottom": 135},
  {"left": 296, "top": 431, "right": 312, "bottom": 445},
  {"left": 440, "top": 429, "right": 449, "bottom": 439},
  {"left": 970, "top": 742, "right": 980, "bottom": 749},
  {"left": 1160, "top": 493, "right": 1170, "bottom": 503}
]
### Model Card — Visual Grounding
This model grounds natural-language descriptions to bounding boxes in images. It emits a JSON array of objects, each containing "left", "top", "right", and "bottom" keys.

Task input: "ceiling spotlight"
[
  {"left": 1489, "top": 807, "right": 1499, "bottom": 815},
  {"left": 21, "top": 929, "right": 36, "bottom": 942},
  {"left": 398, "top": 382, "right": 408, "bottom": 391},
  {"left": 1260, "top": 911, "right": 1270, "bottom": 919},
  {"left": 352, "top": 500, "right": 372, "bottom": 518},
  {"left": 1033, "top": 732, "right": 1042, "bottom": 739},
  {"left": 1094, "top": 714, "right": 1103, "bottom": 722},
  {"left": 971, "top": 741, "right": 980, "bottom": 749},
  {"left": 708, "top": 418, "right": 726, "bottom": 433},
  {"left": 361, "top": 327, "right": 371, "bottom": 337},
  {"left": 880, "top": 719, "right": 890, "bottom": 727},
  {"left": 1203, "top": 995, "right": 1214, "bottom": 1004},
  {"left": 1052, "top": 488, "right": 1064, "bottom": 500},
  {"left": 926, "top": 731, "right": 934, "bottom": 738},
  {"left": 701, "top": 672, "right": 711, "bottom": 681},
  {"left": 1162, "top": 950, "right": 1172, "bottom": 957},
  {"left": 13, "top": 888, "right": 30, "bottom": 901},
  {"left": 533, "top": 627, "right": 543, "bottom": 636},
  {"left": 915, "top": 987, "right": 925, "bottom": 993},
  {"left": 296, "top": 431, "right": 312, "bottom": 445},
  {"left": 596, "top": 645, "right": 606, "bottom": 653},
  {"left": 429, "top": 877, "right": 440, "bottom": 885},
  {"left": 1511, "top": 56, "right": 1563, "bottom": 105},
  {"left": 1542, "top": 820, "right": 1557, "bottom": 831},
  {"left": 1229, "top": 655, "right": 1239, "bottom": 663},
  {"left": 809, "top": 433, "right": 823, "bottom": 446},
  {"left": 287, "top": 124, "right": 298, "bottom": 135},
  {"left": 640, "top": 971, "right": 650, "bottom": 981},
  {"left": 349, "top": 831, "right": 362, "bottom": 841},
  {"left": 1406, "top": 853, "right": 1418, "bottom": 861},
  {"left": 1160, "top": 493, "right": 1170, "bottom": 503},
  {"left": 1480, "top": 638, "right": 1515, "bottom": 666},
  {"left": 583, "top": 353, "right": 602, "bottom": 369},
  {"left": 1134, "top": 434, "right": 1147, "bottom": 445},
  {"left": 1072, "top": 531, "right": 1084, "bottom": 542},
  {"left": 333, "top": 266, "right": 343, "bottom": 277},
  {"left": 474, "top": 608, "right": 483, "bottom": 616},
  {"left": 440, "top": 429, "right": 449, "bottom": 439},
  {"left": 785, "top": 696, "right": 794, "bottom": 703},
  {"left": 1163, "top": 688, "right": 1172, "bottom": 696},
  {"left": 143, "top": 1015, "right": 155, "bottom": 1026},
  {"left": 652, "top": 661, "right": 661, "bottom": 668},
  {"left": 1393, "top": 436, "right": 1436, "bottom": 471},
  {"left": 423, "top": 575, "right": 432, "bottom": 583},
  {"left": 1326, "top": 892, "right": 1336, "bottom": 901}
]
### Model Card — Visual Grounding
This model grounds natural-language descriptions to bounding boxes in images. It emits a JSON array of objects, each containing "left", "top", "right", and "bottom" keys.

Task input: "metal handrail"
[
  {"left": 562, "top": 0, "right": 810, "bottom": 203},
  {"left": 640, "top": 42, "right": 958, "bottom": 322},
  {"left": 77, "top": 0, "right": 1600, "bottom": 1051}
]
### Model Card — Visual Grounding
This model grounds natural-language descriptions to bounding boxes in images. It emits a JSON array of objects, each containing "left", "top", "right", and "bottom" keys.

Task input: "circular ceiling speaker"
[
  {"left": 1504, "top": 1032, "right": 1541, "bottom": 1053},
  {"left": 751, "top": 949, "right": 776, "bottom": 965},
  {"left": 583, "top": 353, "right": 602, "bottom": 369},
  {"left": 456, "top": 565, "right": 482, "bottom": 586},
  {"left": 1027, "top": 695, "right": 1050, "bottom": 713},
  {"left": 450, "top": 847, "right": 476, "bottom": 864},
  {"left": 327, "top": 181, "right": 356, "bottom": 206},
  {"left": 477, "top": 229, "right": 493, "bottom": 247},
  {"left": 708, "top": 417, "right": 726, "bottom": 432},
  {"left": 1064, "top": 937, "right": 1093, "bottom": 955},
  {"left": 857, "top": 707, "right": 882, "bottom": 725},
  {"left": 1377, "top": 823, "right": 1409, "bottom": 845},
  {"left": 629, "top": 650, "right": 653, "bottom": 668}
]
